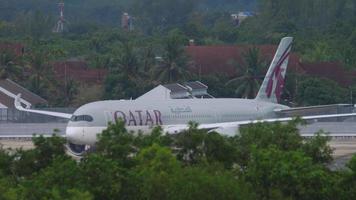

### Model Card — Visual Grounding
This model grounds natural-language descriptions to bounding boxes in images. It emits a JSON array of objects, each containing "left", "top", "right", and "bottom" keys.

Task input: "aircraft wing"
[
  {"left": 163, "top": 112, "right": 356, "bottom": 136},
  {"left": 15, "top": 94, "right": 72, "bottom": 119},
  {"left": 274, "top": 104, "right": 354, "bottom": 114}
]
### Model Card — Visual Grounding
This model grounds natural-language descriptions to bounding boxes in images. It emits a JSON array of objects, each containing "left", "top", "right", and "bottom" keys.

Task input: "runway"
[
  {"left": 0, "top": 123, "right": 67, "bottom": 136},
  {"left": 0, "top": 122, "right": 356, "bottom": 154},
  {"left": 1, "top": 122, "right": 355, "bottom": 136}
]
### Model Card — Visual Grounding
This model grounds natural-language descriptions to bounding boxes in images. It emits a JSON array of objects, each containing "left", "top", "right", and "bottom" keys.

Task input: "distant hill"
[
  {"left": 200, "top": 0, "right": 257, "bottom": 11},
  {"left": 0, "top": 0, "right": 257, "bottom": 25},
  {"left": 0, "top": 0, "right": 129, "bottom": 25}
]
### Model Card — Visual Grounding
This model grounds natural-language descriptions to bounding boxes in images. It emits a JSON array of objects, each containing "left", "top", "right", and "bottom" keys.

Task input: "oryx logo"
[{"left": 265, "top": 44, "right": 291, "bottom": 101}]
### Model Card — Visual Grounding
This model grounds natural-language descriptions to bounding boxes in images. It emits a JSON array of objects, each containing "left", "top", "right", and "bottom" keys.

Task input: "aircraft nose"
[{"left": 66, "top": 127, "right": 84, "bottom": 144}]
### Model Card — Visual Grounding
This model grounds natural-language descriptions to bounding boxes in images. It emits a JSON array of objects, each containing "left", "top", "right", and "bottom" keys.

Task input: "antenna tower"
[{"left": 53, "top": 1, "right": 65, "bottom": 33}]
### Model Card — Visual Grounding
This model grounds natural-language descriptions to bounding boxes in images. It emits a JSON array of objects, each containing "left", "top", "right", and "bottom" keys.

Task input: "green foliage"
[
  {"left": 80, "top": 154, "right": 122, "bottom": 200},
  {"left": 19, "top": 157, "right": 82, "bottom": 200},
  {"left": 175, "top": 122, "right": 207, "bottom": 165},
  {"left": 133, "top": 126, "right": 173, "bottom": 148},
  {"left": 0, "top": 119, "right": 352, "bottom": 200},
  {"left": 1, "top": 1, "right": 356, "bottom": 198},
  {"left": 10, "top": 134, "right": 67, "bottom": 178},
  {"left": 227, "top": 47, "right": 266, "bottom": 98},
  {"left": 32, "top": 134, "right": 67, "bottom": 169},
  {"left": 25, "top": 48, "right": 56, "bottom": 99},
  {"left": 236, "top": 121, "right": 302, "bottom": 166},
  {"left": 337, "top": 156, "right": 356, "bottom": 199},
  {"left": 2, "top": 0, "right": 355, "bottom": 105},
  {"left": 104, "top": 73, "right": 143, "bottom": 100},
  {"left": 152, "top": 29, "right": 192, "bottom": 83},
  {"left": 136, "top": 143, "right": 179, "bottom": 174},
  {"left": 0, "top": 49, "right": 22, "bottom": 80},
  {"left": 203, "top": 132, "right": 237, "bottom": 169},
  {"left": 134, "top": 144, "right": 255, "bottom": 200},
  {"left": 235, "top": 120, "right": 334, "bottom": 169},
  {"left": 96, "top": 120, "right": 136, "bottom": 166},
  {"left": 245, "top": 146, "right": 336, "bottom": 200},
  {"left": 131, "top": 0, "right": 199, "bottom": 33},
  {"left": 0, "top": 147, "right": 12, "bottom": 177},
  {"left": 200, "top": 74, "right": 237, "bottom": 98},
  {"left": 302, "top": 131, "right": 333, "bottom": 164},
  {"left": 169, "top": 166, "right": 255, "bottom": 200},
  {"left": 296, "top": 77, "right": 348, "bottom": 106}
]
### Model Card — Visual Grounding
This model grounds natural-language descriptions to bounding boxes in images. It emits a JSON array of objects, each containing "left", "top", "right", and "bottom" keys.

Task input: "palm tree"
[
  {"left": 0, "top": 50, "right": 22, "bottom": 80},
  {"left": 227, "top": 47, "right": 266, "bottom": 99},
  {"left": 63, "top": 78, "right": 78, "bottom": 106},
  {"left": 26, "top": 49, "right": 53, "bottom": 97},
  {"left": 113, "top": 42, "right": 139, "bottom": 80},
  {"left": 152, "top": 31, "right": 191, "bottom": 83}
]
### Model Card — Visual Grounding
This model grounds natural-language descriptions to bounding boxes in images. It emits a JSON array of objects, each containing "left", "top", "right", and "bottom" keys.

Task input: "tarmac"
[{"left": 0, "top": 123, "right": 67, "bottom": 136}]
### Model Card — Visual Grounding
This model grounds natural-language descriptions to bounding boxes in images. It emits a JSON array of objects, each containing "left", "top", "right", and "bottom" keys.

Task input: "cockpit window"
[{"left": 70, "top": 115, "right": 93, "bottom": 122}]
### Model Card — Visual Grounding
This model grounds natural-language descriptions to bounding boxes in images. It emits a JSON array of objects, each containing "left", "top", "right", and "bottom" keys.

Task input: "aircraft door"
[{"left": 104, "top": 111, "right": 114, "bottom": 124}]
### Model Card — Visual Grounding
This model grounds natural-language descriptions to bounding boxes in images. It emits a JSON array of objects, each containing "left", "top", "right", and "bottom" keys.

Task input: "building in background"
[
  {"left": 121, "top": 12, "right": 133, "bottom": 31},
  {"left": 231, "top": 11, "right": 255, "bottom": 26},
  {"left": 0, "top": 43, "right": 24, "bottom": 56},
  {"left": 0, "top": 79, "right": 47, "bottom": 109},
  {"left": 53, "top": 60, "right": 107, "bottom": 85}
]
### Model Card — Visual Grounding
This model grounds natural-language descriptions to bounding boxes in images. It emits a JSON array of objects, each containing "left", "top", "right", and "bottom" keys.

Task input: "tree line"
[
  {"left": 0, "top": 0, "right": 355, "bottom": 106},
  {"left": 1, "top": 120, "right": 356, "bottom": 199}
]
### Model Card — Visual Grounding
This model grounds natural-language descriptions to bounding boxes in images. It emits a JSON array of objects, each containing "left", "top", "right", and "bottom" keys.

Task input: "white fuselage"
[{"left": 66, "top": 98, "right": 289, "bottom": 145}]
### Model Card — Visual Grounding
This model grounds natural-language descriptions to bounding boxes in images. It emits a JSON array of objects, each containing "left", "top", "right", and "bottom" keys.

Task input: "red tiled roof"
[
  {"left": 53, "top": 61, "right": 108, "bottom": 84},
  {"left": 299, "top": 62, "right": 355, "bottom": 87},
  {"left": 0, "top": 79, "right": 47, "bottom": 108},
  {"left": 0, "top": 43, "right": 24, "bottom": 56},
  {"left": 185, "top": 45, "right": 302, "bottom": 77}
]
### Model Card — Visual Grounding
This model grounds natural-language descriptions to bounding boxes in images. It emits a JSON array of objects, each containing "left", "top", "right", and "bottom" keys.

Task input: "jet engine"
[
  {"left": 209, "top": 126, "right": 240, "bottom": 136},
  {"left": 66, "top": 142, "right": 87, "bottom": 157}
]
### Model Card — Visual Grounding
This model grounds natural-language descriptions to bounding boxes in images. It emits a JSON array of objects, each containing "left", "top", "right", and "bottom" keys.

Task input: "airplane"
[{"left": 14, "top": 37, "right": 356, "bottom": 156}]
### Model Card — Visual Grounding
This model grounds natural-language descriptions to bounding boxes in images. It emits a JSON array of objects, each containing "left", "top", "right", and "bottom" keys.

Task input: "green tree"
[
  {"left": 32, "top": 134, "right": 67, "bottom": 170},
  {"left": 200, "top": 74, "right": 236, "bottom": 97},
  {"left": 80, "top": 154, "right": 122, "bottom": 200},
  {"left": 203, "top": 132, "right": 237, "bottom": 169},
  {"left": 234, "top": 120, "right": 334, "bottom": 169},
  {"left": 103, "top": 70, "right": 151, "bottom": 100},
  {"left": 338, "top": 156, "right": 356, "bottom": 199},
  {"left": 0, "top": 147, "right": 12, "bottom": 177},
  {"left": 227, "top": 47, "right": 266, "bottom": 98},
  {"left": 211, "top": 14, "right": 239, "bottom": 43},
  {"left": 302, "top": 131, "right": 333, "bottom": 164},
  {"left": 153, "top": 30, "right": 191, "bottom": 83},
  {"left": 25, "top": 48, "right": 55, "bottom": 99},
  {"left": 245, "top": 146, "right": 336, "bottom": 200},
  {"left": 133, "top": 126, "right": 173, "bottom": 148},
  {"left": 132, "top": 0, "right": 199, "bottom": 33},
  {"left": 0, "top": 50, "right": 22, "bottom": 80},
  {"left": 175, "top": 122, "right": 207, "bottom": 165},
  {"left": 96, "top": 121, "right": 136, "bottom": 167},
  {"left": 234, "top": 120, "right": 302, "bottom": 168},
  {"left": 63, "top": 78, "right": 79, "bottom": 106},
  {"left": 303, "top": 41, "right": 335, "bottom": 62},
  {"left": 170, "top": 166, "right": 255, "bottom": 200},
  {"left": 18, "top": 156, "right": 83, "bottom": 200},
  {"left": 11, "top": 134, "right": 67, "bottom": 178},
  {"left": 134, "top": 144, "right": 180, "bottom": 199},
  {"left": 112, "top": 42, "right": 139, "bottom": 79},
  {"left": 296, "top": 77, "right": 347, "bottom": 106}
]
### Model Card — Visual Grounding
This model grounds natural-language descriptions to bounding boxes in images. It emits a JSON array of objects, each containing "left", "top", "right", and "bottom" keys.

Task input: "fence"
[{"left": 0, "top": 108, "right": 76, "bottom": 123}]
